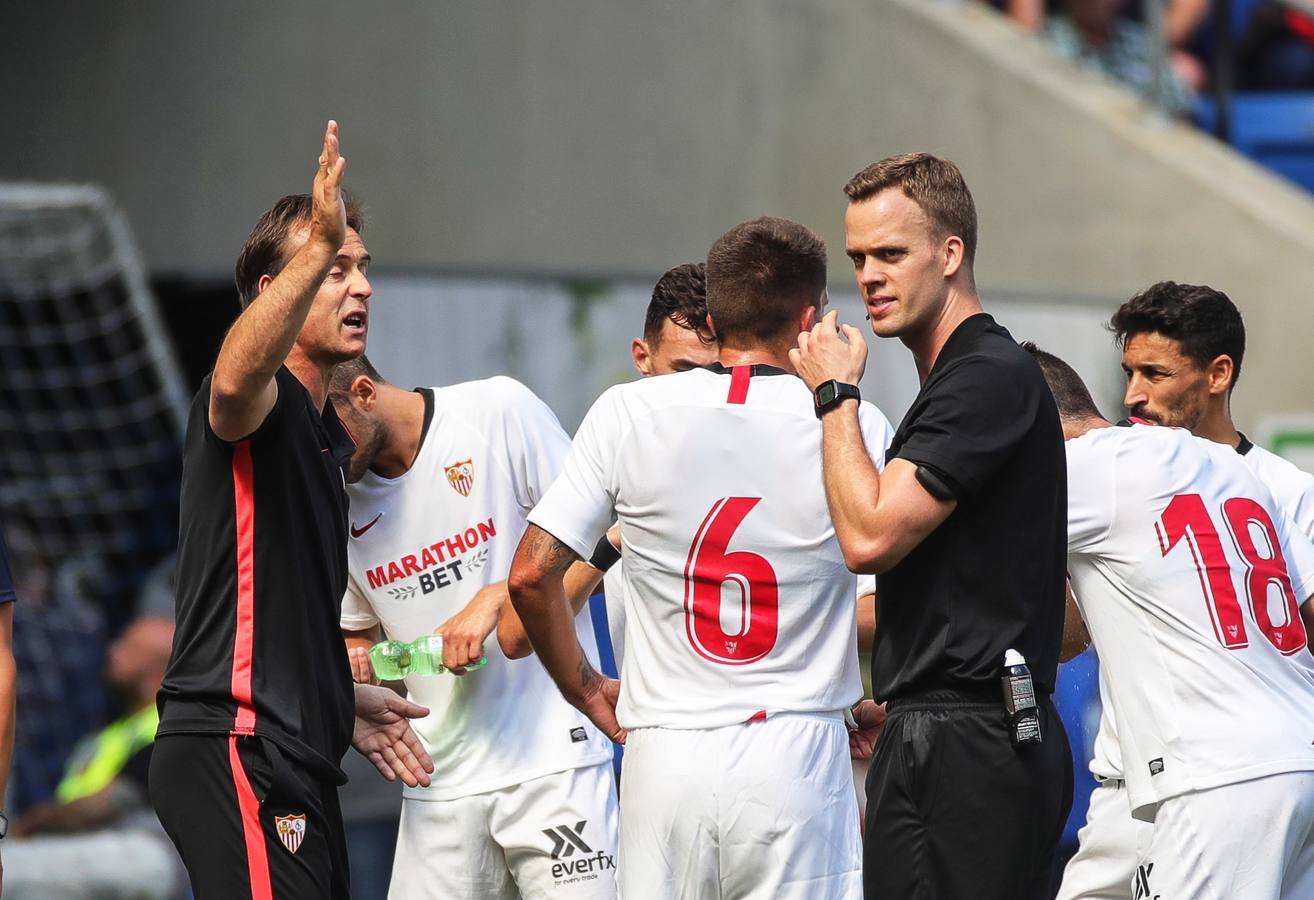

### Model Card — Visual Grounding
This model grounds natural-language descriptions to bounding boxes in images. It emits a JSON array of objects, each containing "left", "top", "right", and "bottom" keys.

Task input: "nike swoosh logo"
[{"left": 351, "top": 513, "right": 382, "bottom": 538}]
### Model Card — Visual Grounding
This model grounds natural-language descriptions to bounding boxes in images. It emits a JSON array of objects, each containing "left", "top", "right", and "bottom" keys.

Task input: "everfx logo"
[
  {"left": 1133, "top": 862, "right": 1160, "bottom": 900},
  {"left": 544, "top": 820, "right": 615, "bottom": 883},
  {"left": 544, "top": 821, "right": 592, "bottom": 859}
]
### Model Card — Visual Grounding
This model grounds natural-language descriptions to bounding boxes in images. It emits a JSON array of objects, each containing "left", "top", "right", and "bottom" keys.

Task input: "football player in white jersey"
[
  {"left": 1059, "top": 281, "right": 1314, "bottom": 900},
  {"left": 496, "top": 263, "right": 719, "bottom": 670},
  {"left": 328, "top": 356, "right": 620, "bottom": 900},
  {"left": 1028, "top": 343, "right": 1314, "bottom": 900},
  {"left": 508, "top": 217, "right": 893, "bottom": 899},
  {"left": 600, "top": 262, "right": 719, "bottom": 671}
]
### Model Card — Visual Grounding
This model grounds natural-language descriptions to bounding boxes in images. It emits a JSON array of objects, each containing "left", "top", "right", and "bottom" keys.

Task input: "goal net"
[{"left": 0, "top": 184, "right": 189, "bottom": 617}]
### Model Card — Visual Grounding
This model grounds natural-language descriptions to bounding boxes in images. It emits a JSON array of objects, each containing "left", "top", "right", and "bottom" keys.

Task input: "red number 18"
[{"left": 1156, "top": 493, "right": 1307, "bottom": 655}]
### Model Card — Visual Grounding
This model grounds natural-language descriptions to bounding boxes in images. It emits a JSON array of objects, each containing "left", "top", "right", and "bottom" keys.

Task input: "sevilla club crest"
[
  {"left": 445, "top": 459, "right": 474, "bottom": 497},
  {"left": 275, "top": 813, "right": 307, "bottom": 854}
]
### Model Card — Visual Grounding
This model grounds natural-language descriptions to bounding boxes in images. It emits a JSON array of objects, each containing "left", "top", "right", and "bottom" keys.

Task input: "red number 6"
[{"left": 683, "top": 497, "right": 779, "bottom": 665}]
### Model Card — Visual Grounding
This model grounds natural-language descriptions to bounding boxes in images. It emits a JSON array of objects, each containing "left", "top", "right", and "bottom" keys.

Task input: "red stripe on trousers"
[
  {"left": 727, "top": 365, "right": 750, "bottom": 404},
  {"left": 229, "top": 736, "right": 274, "bottom": 899},
  {"left": 231, "top": 441, "right": 258, "bottom": 735}
]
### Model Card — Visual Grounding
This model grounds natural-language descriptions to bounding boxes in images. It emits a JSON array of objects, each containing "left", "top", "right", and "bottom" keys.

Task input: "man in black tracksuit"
[{"left": 149, "top": 122, "right": 433, "bottom": 899}]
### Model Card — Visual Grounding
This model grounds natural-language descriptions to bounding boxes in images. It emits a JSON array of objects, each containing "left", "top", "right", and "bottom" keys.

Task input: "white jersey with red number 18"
[
  {"left": 528, "top": 365, "right": 894, "bottom": 730},
  {"left": 1087, "top": 437, "right": 1314, "bottom": 784},
  {"left": 1066, "top": 423, "right": 1314, "bottom": 820}
]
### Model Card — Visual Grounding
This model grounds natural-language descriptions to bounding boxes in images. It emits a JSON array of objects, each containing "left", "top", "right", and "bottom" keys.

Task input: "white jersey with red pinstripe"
[{"left": 528, "top": 363, "right": 894, "bottom": 730}]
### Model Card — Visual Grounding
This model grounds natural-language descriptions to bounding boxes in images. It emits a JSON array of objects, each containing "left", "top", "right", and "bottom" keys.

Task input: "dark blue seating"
[{"left": 1197, "top": 92, "right": 1314, "bottom": 193}]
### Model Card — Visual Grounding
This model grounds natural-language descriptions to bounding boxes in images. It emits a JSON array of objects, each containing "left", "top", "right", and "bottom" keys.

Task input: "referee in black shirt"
[
  {"left": 793, "top": 153, "right": 1070, "bottom": 899},
  {"left": 149, "top": 122, "right": 433, "bottom": 899}
]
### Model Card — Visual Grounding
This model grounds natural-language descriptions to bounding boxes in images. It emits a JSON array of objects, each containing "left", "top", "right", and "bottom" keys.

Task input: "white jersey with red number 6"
[
  {"left": 1065, "top": 422, "right": 1314, "bottom": 821},
  {"left": 528, "top": 365, "right": 894, "bottom": 730}
]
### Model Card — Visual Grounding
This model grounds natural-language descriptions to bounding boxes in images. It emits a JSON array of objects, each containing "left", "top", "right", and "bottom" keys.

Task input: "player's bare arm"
[
  {"left": 498, "top": 559, "right": 606, "bottom": 659},
  {"left": 1061, "top": 581, "right": 1091, "bottom": 662},
  {"left": 791, "top": 310, "right": 956, "bottom": 573},
  {"left": 209, "top": 120, "right": 349, "bottom": 442},
  {"left": 857, "top": 590, "right": 877, "bottom": 656},
  {"left": 508, "top": 524, "right": 625, "bottom": 743}
]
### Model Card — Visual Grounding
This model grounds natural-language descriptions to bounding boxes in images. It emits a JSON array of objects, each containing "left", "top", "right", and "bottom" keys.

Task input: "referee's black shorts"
[
  {"left": 149, "top": 733, "right": 350, "bottom": 899},
  {"left": 863, "top": 689, "right": 1073, "bottom": 900}
]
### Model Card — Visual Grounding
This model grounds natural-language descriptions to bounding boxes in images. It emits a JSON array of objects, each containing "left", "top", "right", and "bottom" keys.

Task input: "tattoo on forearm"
[
  {"left": 577, "top": 655, "right": 599, "bottom": 690},
  {"left": 526, "top": 525, "right": 581, "bottom": 575}
]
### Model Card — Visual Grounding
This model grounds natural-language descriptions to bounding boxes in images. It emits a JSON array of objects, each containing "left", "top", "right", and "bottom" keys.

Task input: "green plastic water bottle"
[{"left": 367, "top": 635, "right": 488, "bottom": 681}]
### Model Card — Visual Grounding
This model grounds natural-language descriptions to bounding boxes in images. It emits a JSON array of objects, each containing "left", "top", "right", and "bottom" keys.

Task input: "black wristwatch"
[{"left": 813, "top": 380, "right": 861, "bottom": 418}]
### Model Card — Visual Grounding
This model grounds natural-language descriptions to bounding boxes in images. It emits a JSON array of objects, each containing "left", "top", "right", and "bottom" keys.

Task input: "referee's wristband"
[{"left": 587, "top": 533, "right": 621, "bottom": 572}]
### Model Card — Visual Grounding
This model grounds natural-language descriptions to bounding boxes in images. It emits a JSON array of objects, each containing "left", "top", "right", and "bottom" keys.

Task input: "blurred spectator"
[
  {"left": 0, "top": 528, "right": 18, "bottom": 892},
  {"left": 8, "top": 534, "right": 107, "bottom": 817},
  {"left": 988, "top": 1, "right": 1208, "bottom": 105},
  {"left": 1239, "top": 2, "right": 1314, "bottom": 89},
  {"left": 986, "top": 0, "right": 1049, "bottom": 31},
  {"left": 4, "top": 614, "right": 186, "bottom": 900},
  {"left": 133, "top": 555, "right": 176, "bottom": 620},
  {"left": 1046, "top": 0, "right": 1199, "bottom": 114}
]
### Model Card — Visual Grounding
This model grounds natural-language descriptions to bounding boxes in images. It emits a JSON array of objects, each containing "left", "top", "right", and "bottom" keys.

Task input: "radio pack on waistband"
[{"left": 1001, "top": 648, "right": 1043, "bottom": 748}]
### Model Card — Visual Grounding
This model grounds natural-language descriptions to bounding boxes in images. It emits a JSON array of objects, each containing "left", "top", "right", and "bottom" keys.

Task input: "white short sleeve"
[
  {"left": 858, "top": 403, "right": 895, "bottom": 472},
  {"left": 1065, "top": 431, "right": 1119, "bottom": 554},
  {"left": 486, "top": 377, "right": 572, "bottom": 511},
  {"left": 340, "top": 572, "right": 380, "bottom": 631},
  {"left": 856, "top": 574, "right": 877, "bottom": 600},
  {"left": 526, "top": 386, "right": 625, "bottom": 560}
]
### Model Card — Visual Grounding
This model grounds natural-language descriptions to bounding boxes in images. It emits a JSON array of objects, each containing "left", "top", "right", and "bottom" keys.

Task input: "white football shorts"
[
  {"left": 1136, "top": 770, "right": 1314, "bottom": 900},
  {"left": 388, "top": 760, "right": 619, "bottom": 900},
  {"left": 1057, "top": 780, "right": 1148, "bottom": 900},
  {"left": 618, "top": 710, "right": 861, "bottom": 899}
]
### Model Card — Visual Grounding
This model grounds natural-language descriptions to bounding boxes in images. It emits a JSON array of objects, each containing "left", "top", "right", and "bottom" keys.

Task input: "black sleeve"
[
  {"left": 200, "top": 367, "right": 293, "bottom": 448},
  {"left": 894, "top": 356, "right": 1042, "bottom": 500}
]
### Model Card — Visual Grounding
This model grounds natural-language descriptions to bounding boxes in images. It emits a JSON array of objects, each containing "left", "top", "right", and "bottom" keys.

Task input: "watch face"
[{"left": 817, "top": 382, "right": 837, "bottom": 405}]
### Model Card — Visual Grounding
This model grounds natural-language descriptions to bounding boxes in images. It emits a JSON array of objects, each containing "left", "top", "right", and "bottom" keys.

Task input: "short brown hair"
[
  {"left": 705, "top": 217, "right": 827, "bottom": 345},
  {"left": 1110, "top": 281, "right": 1245, "bottom": 389},
  {"left": 644, "top": 263, "right": 714, "bottom": 346},
  {"left": 844, "top": 153, "right": 978, "bottom": 264},
  {"left": 234, "top": 193, "right": 365, "bottom": 309},
  {"left": 1021, "top": 341, "right": 1102, "bottom": 421},
  {"left": 327, "top": 353, "right": 386, "bottom": 406}
]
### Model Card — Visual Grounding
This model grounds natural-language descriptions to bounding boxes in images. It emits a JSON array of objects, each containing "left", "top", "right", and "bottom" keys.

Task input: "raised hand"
[
  {"left": 352, "top": 683, "right": 435, "bottom": 787},
  {"left": 310, "top": 120, "right": 348, "bottom": 252},
  {"left": 790, "top": 309, "right": 869, "bottom": 390}
]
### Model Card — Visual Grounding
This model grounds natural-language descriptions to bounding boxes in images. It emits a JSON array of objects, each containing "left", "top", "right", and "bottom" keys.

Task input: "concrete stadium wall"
[{"left": 6, "top": 0, "right": 1314, "bottom": 429}]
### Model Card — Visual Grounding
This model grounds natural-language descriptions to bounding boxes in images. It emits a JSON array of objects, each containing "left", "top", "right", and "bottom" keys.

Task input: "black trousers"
[
  {"left": 863, "top": 693, "right": 1073, "bottom": 900},
  {"left": 149, "top": 733, "right": 350, "bottom": 899}
]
